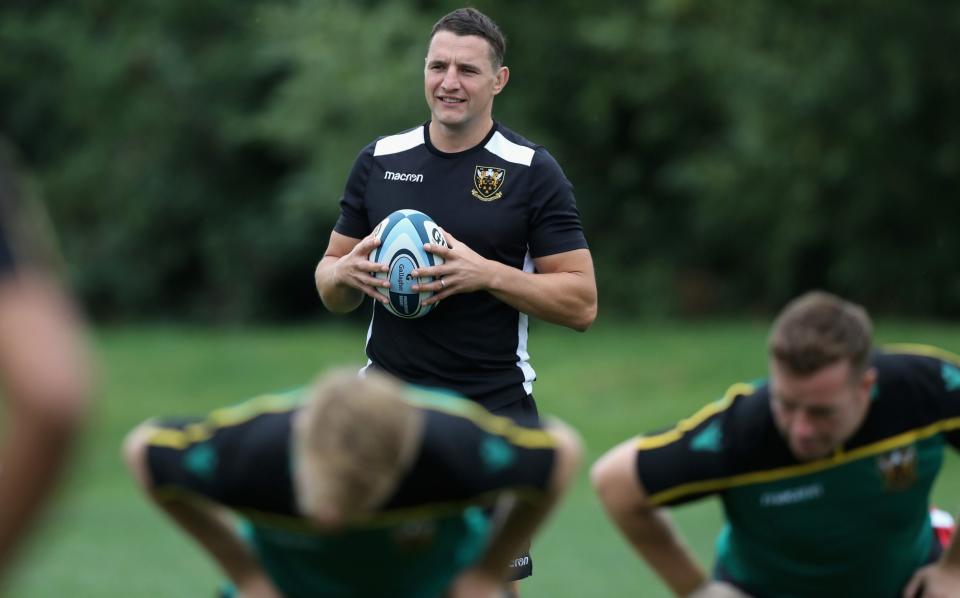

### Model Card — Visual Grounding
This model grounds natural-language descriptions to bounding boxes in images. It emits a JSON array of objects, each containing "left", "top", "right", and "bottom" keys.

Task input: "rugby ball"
[{"left": 369, "top": 209, "right": 448, "bottom": 318}]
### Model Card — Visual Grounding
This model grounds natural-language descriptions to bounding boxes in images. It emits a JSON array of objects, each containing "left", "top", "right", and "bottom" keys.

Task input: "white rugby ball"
[{"left": 369, "top": 209, "right": 447, "bottom": 318}]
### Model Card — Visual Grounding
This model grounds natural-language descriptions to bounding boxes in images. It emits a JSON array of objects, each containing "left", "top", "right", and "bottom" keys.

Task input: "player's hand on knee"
[
  {"left": 902, "top": 562, "right": 960, "bottom": 598},
  {"left": 446, "top": 567, "right": 502, "bottom": 598},
  {"left": 334, "top": 233, "right": 390, "bottom": 302}
]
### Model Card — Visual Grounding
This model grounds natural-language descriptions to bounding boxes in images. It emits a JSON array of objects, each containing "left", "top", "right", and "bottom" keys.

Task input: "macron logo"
[{"left": 384, "top": 170, "right": 424, "bottom": 183}]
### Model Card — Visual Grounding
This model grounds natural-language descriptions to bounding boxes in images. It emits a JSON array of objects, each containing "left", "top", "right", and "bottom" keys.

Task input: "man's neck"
[{"left": 428, "top": 118, "right": 494, "bottom": 153}]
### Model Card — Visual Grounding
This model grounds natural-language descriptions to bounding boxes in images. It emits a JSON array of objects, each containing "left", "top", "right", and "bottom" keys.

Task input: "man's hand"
[
  {"left": 326, "top": 232, "right": 390, "bottom": 305},
  {"left": 902, "top": 562, "right": 960, "bottom": 598},
  {"left": 412, "top": 229, "right": 491, "bottom": 304}
]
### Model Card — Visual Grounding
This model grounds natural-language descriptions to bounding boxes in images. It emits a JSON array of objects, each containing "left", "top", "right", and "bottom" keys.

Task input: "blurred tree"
[{"left": 2, "top": 0, "right": 958, "bottom": 320}]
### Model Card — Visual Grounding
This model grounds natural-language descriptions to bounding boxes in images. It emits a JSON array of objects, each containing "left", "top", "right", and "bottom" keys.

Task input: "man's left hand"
[
  {"left": 902, "top": 562, "right": 960, "bottom": 598},
  {"left": 412, "top": 230, "right": 494, "bottom": 304}
]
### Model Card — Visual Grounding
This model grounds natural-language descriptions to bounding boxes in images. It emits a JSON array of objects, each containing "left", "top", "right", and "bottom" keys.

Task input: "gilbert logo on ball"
[{"left": 369, "top": 209, "right": 447, "bottom": 318}]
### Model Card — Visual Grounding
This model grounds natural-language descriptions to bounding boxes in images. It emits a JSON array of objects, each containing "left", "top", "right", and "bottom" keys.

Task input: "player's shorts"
[{"left": 489, "top": 395, "right": 540, "bottom": 581}]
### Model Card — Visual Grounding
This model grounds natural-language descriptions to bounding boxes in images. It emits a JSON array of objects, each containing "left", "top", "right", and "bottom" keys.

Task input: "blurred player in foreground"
[
  {"left": 124, "top": 369, "right": 581, "bottom": 597},
  {"left": 0, "top": 139, "right": 93, "bottom": 580},
  {"left": 592, "top": 290, "right": 960, "bottom": 597}
]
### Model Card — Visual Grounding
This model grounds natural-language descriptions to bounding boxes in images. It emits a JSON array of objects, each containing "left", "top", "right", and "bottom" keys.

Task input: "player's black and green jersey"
[
  {"left": 144, "top": 385, "right": 558, "bottom": 598},
  {"left": 334, "top": 122, "right": 588, "bottom": 410},
  {"left": 634, "top": 346, "right": 960, "bottom": 598}
]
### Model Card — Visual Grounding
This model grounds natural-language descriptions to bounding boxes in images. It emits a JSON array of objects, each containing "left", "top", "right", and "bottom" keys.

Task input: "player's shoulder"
[
  {"left": 876, "top": 344, "right": 960, "bottom": 369},
  {"left": 638, "top": 380, "right": 770, "bottom": 457},
  {"left": 371, "top": 124, "right": 427, "bottom": 158},
  {"left": 873, "top": 345, "right": 960, "bottom": 394},
  {"left": 866, "top": 345, "right": 960, "bottom": 424},
  {"left": 484, "top": 123, "right": 559, "bottom": 170}
]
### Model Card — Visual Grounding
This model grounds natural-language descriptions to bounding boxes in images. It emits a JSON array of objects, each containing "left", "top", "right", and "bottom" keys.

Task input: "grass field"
[{"left": 8, "top": 318, "right": 960, "bottom": 596}]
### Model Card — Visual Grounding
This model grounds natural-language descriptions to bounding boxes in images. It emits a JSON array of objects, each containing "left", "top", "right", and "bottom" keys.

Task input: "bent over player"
[
  {"left": 124, "top": 369, "right": 581, "bottom": 598},
  {"left": 592, "top": 291, "right": 960, "bottom": 598}
]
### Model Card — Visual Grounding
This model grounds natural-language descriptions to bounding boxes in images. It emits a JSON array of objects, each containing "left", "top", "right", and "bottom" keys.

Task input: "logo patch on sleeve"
[
  {"left": 691, "top": 420, "right": 723, "bottom": 452},
  {"left": 480, "top": 436, "right": 516, "bottom": 472},
  {"left": 184, "top": 443, "right": 218, "bottom": 480},
  {"left": 942, "top": 363, "right": 960, "bottom": 392}
]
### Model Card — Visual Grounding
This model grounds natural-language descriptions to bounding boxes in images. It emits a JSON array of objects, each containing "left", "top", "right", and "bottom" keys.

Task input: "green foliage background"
[{"left": 3, "top": 0, "right": 959, "bottom": 321}]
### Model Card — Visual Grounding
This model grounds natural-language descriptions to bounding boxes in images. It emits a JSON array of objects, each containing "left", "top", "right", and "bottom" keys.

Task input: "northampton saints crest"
[
  {"left": 876, "top": 445, "right": 918, "bottom": 491},
  {"left": 472, "top": 166, "right": 505, "bottom": 201}
]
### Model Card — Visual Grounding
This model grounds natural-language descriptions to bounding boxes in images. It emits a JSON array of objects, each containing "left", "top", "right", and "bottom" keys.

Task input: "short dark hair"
[
  {"left": 768, "top": 290, "right": 873, "bottom": 376},
  {"left": 430, "top": 8, "right": 506, "bottom": 68}
]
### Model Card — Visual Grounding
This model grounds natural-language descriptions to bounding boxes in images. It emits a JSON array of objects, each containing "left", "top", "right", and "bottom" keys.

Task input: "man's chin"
[{"left": 791, "top": 443, "right": 830, "bottom": 462}]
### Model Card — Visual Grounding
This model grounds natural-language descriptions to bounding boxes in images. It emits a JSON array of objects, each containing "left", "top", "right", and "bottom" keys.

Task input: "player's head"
[
  {"left": 425, "top": 8, "right": 509, "bottom": 132},
  {"left": 767, "top": 291, "right": 876, "bottom": 461},
  {"left": 292, "top": 370, "right": 423, "bottom": 529},
  {"left": 430, "top": 8, "right": 506, "bottom": 69}
]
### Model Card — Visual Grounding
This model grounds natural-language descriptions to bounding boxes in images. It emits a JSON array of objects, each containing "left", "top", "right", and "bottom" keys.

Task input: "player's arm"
[
  {"left": 0, "top": 274, "right": 92, "bottom": 575},
  {"left": 902, "top": 522, "right": 960, "bottom": 598},
  {"left": 449, "top": 418, "right": 582, "bottom": 596},
  {"left": 414, "top": 236, "right": 597, "bottom": 331},
  {"left": 591, "top": 438, "right": 708, "bottom": 597},
  {"left": 314, "top": 230, "right": 389, "bottom": 313},
  {"left": 122, "top": 424, "right": 282, "bottom": 598}
]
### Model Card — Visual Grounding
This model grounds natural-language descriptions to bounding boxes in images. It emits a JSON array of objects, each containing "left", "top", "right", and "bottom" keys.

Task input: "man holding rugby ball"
[{"left": 314, "top": 7, "right": 596, "bottom": 587}]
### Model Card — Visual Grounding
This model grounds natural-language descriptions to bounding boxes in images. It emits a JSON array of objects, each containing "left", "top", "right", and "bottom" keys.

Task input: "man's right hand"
[
  {"left": 315, "top": 231, "right": 391, "bottom": 313},
  {"left": 330, "top": 233, "right": 390, "bottom": 303}
]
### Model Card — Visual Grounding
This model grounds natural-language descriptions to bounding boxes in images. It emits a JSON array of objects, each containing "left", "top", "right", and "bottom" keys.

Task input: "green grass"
[{"left": 7, "top": 319, "right": 960, "bottom": 596}]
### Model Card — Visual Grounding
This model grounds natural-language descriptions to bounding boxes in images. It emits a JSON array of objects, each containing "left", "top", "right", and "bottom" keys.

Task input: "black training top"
[{"left": 334, "top": 122, "right": 589, "bottom": 410}]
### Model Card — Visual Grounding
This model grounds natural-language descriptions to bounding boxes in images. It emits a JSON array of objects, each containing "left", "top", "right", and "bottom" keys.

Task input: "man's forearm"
[
  {"left": 486, "top": 262, "right": 597, "bottom": 331},
  {"left": 0, "top": 407, "right": 80, "bottom": 573},
  {"left": 614, "top": 506, "right": 707, "bottom": 597},
  {"left": 153, "top": 494, "right": 276, "bottom": 593}
]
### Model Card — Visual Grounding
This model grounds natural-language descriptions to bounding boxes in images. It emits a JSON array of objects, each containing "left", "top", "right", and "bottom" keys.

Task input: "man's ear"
[
  {"left": 858, "top": 366, "right": 878, "bottom": 402},
  {"left": 493, "top": 66, "right": 509, "bottom": 96}
]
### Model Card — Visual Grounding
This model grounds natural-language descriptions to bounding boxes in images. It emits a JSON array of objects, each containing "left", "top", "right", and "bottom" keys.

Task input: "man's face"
[
  {"left": 424, "top": 31, "right": 507, "bottom": 133},
  {"left": 769, "top": 359, "right": 875, "bottom": 461}
]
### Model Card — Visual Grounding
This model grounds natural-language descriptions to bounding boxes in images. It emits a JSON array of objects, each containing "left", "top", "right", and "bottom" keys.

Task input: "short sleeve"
[
  {"left": 145, "top": 410, "right": 298, "bottom": 515},
  {"left": 635, "top": 408, "right": 732, "bottom": 507},
  {"left": 384, "top": 408, "right": 557, "bottom": 509},
  {"left": 526, "top": 149, "right": 588, "bottom": 259},
  {"left": 333, "top": 144, "right": 376, "bottom": 239},
  {"left": 633, "top": 384, "right": 773, "bottom": 507}
]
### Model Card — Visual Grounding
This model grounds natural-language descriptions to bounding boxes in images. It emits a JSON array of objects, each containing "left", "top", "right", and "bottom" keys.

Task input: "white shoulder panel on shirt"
[
  {"left": 484, "top": 131, "right": 536, "bottom": 166},
  {"left": 374, "top": 127, "right": 426, "bottom": 157}
]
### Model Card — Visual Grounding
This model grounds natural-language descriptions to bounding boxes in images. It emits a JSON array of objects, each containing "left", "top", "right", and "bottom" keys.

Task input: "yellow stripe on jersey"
[
  {"left": 647, "top": 415, "right": 960, "bottom": 506},
  {"left": 636, "top": 382, "right": 756, "bottom": 451},
  {"left": 154, "top": 486, "right": 546, "bottom": 533},
  {"left": 146, "top": 391, "right": 302, "bottom": 449},
  {"left": 405, "top": 390, "right": 557, "bottom": 450},
  {"left": 882, "top": 343, "right": 960, "bottom": 366}
]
